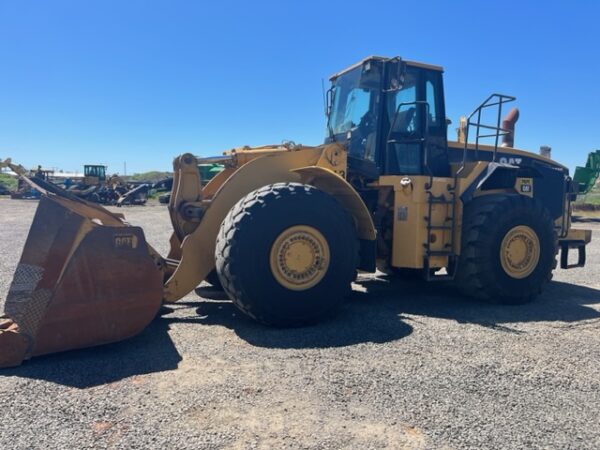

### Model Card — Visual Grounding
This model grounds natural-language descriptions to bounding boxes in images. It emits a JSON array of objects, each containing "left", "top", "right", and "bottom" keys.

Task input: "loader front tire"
[
  {"left": 455, "top": 194, "right": 557, "bottom": 304},
  {"left": 205, "top": 270, "right": 223, "bottom": 290},
  {"left": 215, "top": 183, "right": 359, "bottom": 326}
]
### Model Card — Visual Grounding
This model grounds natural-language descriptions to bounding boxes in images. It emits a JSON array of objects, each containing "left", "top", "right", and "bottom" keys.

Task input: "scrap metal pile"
[
  {"left": 1, "top": 161, "right": 225, "bottom": 206},
  {"left": 1, "top": 161, "right": 151, "bottom": 205}
]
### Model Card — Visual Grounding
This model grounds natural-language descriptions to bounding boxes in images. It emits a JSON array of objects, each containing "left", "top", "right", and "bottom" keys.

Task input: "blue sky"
[{"left": 0, "top": 0, "right": 598, "bottom": 174}]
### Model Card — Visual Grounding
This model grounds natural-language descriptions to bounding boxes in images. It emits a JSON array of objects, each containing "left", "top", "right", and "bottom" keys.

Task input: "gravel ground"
[{"left": 1, "top": 197, "right": 599, "bottom": 449}]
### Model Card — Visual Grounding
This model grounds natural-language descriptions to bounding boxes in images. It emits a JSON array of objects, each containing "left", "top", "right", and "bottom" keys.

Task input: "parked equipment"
[
  {"left": 0, "top": 56, "right": 592, "bottom": 367},
  {"left": 67, "top": 165, "right": 129, "bottom": 205},
  {"left": 156, "top": 163, "right": 224, "bottom": 204},
  {"left": 0, "top": 161, "right": 41, "bottom": 199},
  {"left": 574, "top": 150, "right": 600, "bottom": 195},
  {"left": 116, "top": 183, "right": 150, "bottom": 206},
  {"left": 83, "top": 164, "right": 107, "bottom": 186}
]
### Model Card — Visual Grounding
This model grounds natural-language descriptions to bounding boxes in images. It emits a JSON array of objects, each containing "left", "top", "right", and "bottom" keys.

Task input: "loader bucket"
[{"left": 0, "top": 182, "right": 164, "bottom": 368}]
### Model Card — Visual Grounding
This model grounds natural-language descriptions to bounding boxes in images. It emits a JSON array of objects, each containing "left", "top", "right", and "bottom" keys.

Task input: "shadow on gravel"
[
  {"left": 351, "top": 276, "right": 600, "bottom": 331},
  {"left": 188, "top": 277, "right": 600, "bottom": 347},
  {"left": 9, "top": 277, "right": 596, "bottom": 385},
  {"left": 172, "top": 285, "right": 414, "bottom": 349},
  {"left": 0, "top": 316, "right": 182, "bottom": 388}
]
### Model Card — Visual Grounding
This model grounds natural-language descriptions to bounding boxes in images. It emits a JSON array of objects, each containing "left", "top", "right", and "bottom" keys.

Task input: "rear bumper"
[{"left": 558, "top": 229, "right": 592, "bottom": 269}]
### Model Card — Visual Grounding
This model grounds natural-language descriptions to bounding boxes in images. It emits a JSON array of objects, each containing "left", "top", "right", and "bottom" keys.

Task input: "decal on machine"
[
  {"left": 499, "top": 157, "right": 523, "bottom": 165},
  {"left": 114, "top": 234, "right": 139, "bottom": 249},
  {"left": 397, "top": 206, "right": 408, "bottom": 221}
]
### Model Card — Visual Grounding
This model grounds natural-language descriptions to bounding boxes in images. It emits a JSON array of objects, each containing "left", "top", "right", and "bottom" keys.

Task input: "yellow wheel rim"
[
  {"left": 499, "top": 225, "right": 540, "bottom": 279},
  {"left": 269, "top": 225, "right": 330, "bottom": 291}
]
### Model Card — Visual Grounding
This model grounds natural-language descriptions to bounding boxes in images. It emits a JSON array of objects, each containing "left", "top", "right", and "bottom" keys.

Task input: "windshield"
[
  {"left": 327, "top": 64, "right": 382, "bottom": 162},
  {"left": 85, "top": 165, "right": 106, "bottom": 180}
]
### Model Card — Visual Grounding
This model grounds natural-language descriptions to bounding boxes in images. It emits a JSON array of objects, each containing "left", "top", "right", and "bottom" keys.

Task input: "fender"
[
  {"left": 163, "top": 148, "right": 321, "bottom": 302},
  {"left": 461, "top": 162, "right": 541, "bottom": 203},
  {"left": 292, "top": 166, "right": 377, "bottom": 272},
  {"left": 163, "top": 149, "right": 378, "bottom": 301},
  {"left": 291, "top": 166, "right": 376, "bottom": 241}
]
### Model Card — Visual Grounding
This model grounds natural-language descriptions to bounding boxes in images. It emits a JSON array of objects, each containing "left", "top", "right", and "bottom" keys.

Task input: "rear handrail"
[{"left": 457, "top": 93, "right": 516, "bottom": 175}]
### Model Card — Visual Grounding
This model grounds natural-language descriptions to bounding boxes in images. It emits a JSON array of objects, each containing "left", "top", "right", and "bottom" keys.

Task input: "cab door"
[
  {"left": 422, "top": 69, "right": 449, "bottom": 177},
  {"left": 383, "top": 66, "right": 449, "bottom": 177},
  {"left": 383, "top": 66, "right": 424, "bottom": 175}
]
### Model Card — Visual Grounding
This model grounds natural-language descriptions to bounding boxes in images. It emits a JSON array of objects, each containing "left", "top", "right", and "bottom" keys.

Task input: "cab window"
[
  {"left": 385, "top": 68, "right": 422, "bottom": 174},
  {"left": 424, "top": 71, "right": 443, "bottom": 131},
  {"left": 386, "top": 69, "right": 418, "bottom": 135},
  {"left": 426, "top": 81, "right": 437, "bottom": 126}
]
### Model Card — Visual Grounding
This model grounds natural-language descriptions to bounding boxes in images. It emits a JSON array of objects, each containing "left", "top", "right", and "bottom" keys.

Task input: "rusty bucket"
[{"left": 0, "top": 182, "right": 164, "bottom": 368}]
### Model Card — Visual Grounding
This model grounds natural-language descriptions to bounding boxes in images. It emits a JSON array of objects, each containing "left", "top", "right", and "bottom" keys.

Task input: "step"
[
  {"left": 423, "top": 216, "right": 453, "bottom": 223},
  {"left": 428, "top": 199, "right": 455, "bottom": 204},
  {"left": 425, "top": 273, "right": 456, "bottom": 282}
]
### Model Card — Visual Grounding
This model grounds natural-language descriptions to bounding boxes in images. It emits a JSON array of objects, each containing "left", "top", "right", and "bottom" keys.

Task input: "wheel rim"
[
  {"left": 269, "top": 225, "right": 330, "bottom": 291},
  {"left": 499, "top": 225, "right": 540, "bottom": 279}
]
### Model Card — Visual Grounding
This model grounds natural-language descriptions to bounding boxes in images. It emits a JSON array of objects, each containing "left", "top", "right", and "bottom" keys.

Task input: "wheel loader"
[{"left": 0, "top": 56, "right": 592, "bottom": 368}]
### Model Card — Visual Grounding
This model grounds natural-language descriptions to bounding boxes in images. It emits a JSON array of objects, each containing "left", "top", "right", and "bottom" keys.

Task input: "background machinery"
[
  {"left": 0, "top": 56, "right": 591, "bottom": 367},
  {"left": 156, "top": 162, "right": 224, "bottom": 204},
  {"left": 67, "top": 164, "right": 128, "bottom": 204},
  {"left": 574, "top": 150, "right": 600, "bottom": 196}
]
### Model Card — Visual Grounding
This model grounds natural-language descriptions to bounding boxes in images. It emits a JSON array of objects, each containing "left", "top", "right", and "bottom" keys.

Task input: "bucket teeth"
[
  {"left": 0, "top": 318, "right": 29, "bottom": 368},
  {"left": 0, "top": 316, "right": 13, "bottom": 330}
]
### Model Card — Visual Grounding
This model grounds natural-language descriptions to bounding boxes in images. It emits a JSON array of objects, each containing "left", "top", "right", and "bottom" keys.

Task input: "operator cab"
[
  {"left": 325, "top": 56, "right": 449, "bottom": 179},
  {"left": 84, "top": 165, "right": 107, "bottom": 182}
]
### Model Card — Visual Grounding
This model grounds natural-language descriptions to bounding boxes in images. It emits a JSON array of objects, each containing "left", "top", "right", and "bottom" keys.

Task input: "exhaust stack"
[
  {"left": 540, "top": 146, "right": 552, "bottom": 159},
  {"left": 501, "top": 108, "right": 520, "bottom": 148}
]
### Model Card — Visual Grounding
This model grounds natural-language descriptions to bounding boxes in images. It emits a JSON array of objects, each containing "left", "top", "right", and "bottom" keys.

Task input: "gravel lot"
[{"left": 1, "top": 197, "right": 599, "bottom": 449}]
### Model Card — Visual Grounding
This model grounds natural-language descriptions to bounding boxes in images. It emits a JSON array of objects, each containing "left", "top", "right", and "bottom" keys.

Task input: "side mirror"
[
  {"left": 326, "top": 86, "right": 333, "bottom": 117},
  {"left": 359, "top": 59, "right": 384, "bottom": 89}
]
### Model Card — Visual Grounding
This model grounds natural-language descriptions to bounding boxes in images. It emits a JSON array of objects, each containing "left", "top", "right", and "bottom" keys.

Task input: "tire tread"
[{"left": 215, "top": 182, "right": 359, "bottom": 325}]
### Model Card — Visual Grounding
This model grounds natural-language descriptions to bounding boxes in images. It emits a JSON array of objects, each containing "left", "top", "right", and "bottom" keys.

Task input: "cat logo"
[{"left": 499, "top": 157, "right": 523, "bottom": 165}]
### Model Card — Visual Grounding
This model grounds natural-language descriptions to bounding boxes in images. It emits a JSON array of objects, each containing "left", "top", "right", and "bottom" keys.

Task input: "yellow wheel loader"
[{"left": 0, "top": 56, "right": 592, "bottom": 367}]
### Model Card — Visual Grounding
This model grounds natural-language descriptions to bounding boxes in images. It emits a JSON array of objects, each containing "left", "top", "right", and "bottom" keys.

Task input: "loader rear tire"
[
  {"left": 215, "top": 183, "right": 359, "bottom": 326},
  {"left": 455, "top": 194, "right": 557, "bottom": 304}
]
